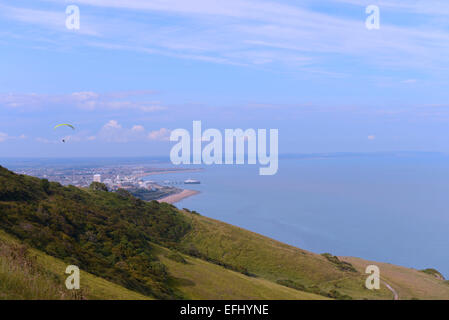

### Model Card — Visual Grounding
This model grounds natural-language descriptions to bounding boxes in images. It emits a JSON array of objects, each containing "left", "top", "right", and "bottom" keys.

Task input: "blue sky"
[{"left": 1, "top": 0, "right": 449, "bottom": 157}]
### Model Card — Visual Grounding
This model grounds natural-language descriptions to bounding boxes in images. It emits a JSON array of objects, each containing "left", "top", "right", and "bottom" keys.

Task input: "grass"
[
  {"left": 179, "top": 210, "right": 446, "bottom": 300},
  {"left": 0, "top": 230, "right": 149, "bottom": 300},
  {"left": 154, "top": 245, "right": 328, "bottom": 300},
  {"left": 0, "top": 242, "right": 72, "bottom": 300},
  {"left": 341, "top": 256, "right": 449, "bottom": 300}
]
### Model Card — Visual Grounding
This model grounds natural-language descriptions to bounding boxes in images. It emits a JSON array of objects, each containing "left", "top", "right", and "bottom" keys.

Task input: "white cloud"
[
  {"left": 0, "top": 132, "right": 27, "bottom": 142},
  {"left": 35, "top": 137, "right": 55, "bottom": 144},
  {"left": 0, "top": 133, "right": 8, "bottom": 142},
  {"left": 148, "top": 128, "right": 171, "bottom": 141},
  {"left": 98, "top": 120, "right": 170, "bottom": 142},
  {"left": 131, "top": 125, "right": 145, "bottom": 132},
  {"left": 72, "top": 91, "right": 100, "bottom": 101},
  {"left": 103, "top": 120, "right": 122, "bottom": 130}
]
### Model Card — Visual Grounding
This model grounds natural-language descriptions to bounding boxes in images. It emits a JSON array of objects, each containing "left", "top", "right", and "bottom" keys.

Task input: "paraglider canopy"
[{"left": 54, "top": 124, "right": 75, "bottom": 130}]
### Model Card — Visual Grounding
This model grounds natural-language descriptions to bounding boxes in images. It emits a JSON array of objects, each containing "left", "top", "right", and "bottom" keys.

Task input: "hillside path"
[{"left": 382, "top": 281, "right": 399, "bottom": 300}]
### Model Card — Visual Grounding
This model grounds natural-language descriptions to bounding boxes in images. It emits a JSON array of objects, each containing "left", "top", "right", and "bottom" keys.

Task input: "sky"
[{"left": 1, "top": 0, "right": 449, "bottom": 157}]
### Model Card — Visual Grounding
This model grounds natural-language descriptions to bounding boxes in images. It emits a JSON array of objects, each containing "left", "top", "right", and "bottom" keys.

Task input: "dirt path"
[{"left": 383, "top": 280, "right": 399, "bottom": 300}]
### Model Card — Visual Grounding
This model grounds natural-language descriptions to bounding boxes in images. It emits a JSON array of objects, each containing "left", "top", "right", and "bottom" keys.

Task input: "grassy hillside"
[
  {"left": 0, "top": 229, "right": 149, "bottom": 300},
  {"left": 178, "top": 211, "right": 449, "bottom": 300},
  {"left": 341, "top": 257, "right": 449, "bottom": 300},
  {"left": 154, "top": 244, "right": 327, "bottom": 300},
  {"left": 0, "top": 227, "right": 329, "bottom": 300}
]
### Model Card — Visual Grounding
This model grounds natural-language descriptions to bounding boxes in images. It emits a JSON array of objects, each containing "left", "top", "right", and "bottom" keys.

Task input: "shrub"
[
  {"left": 321, "top": 253, "right": 357, "bottom": 273},
  {"left": 167, "top": 252, "right": 188, "bottom": 264},
  {"left": 89, "top": 182, "right": 108, "bottom": 192}
]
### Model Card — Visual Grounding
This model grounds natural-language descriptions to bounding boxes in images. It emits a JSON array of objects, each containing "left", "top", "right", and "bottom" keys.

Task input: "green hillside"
[
  {"left": 178, "top": 211, "right": 391, "bottom": 300},
  {"left": 1, "top": 165, "right": 448, "bottom": 300},
  {"left": 154, "top": 244, "right": 327, "bottom": 300},
  {"left": 0, "top": 227, "right": 324, "bottom": 300},
  {"left": 341, "top": 256, "right": 449, "bottom": 300},
  {"left": 0, "top": 229, "right": 149, "bottom": 300}
]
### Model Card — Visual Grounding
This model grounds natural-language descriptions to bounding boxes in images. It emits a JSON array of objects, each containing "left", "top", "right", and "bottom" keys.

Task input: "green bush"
[
  {"left": 167, "top": 252, "right": 188, "bottom": 264},
  {"left": 321, "top": 253, "right": 357, "bottom": 273},
  {"left": 89, "top": 182, "right": 108, "bottom": 192}
]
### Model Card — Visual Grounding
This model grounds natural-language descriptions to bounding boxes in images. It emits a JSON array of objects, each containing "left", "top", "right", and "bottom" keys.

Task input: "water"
[{"left": 146, "top": 154, "right": 449, "bottom": 278}]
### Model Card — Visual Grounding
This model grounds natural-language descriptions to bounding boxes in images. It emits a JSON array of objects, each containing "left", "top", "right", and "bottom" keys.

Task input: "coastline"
[{"left": 157, "top": 189, "right": 200, "bottom": 204}]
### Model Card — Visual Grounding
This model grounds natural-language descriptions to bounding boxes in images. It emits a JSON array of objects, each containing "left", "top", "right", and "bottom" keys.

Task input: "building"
[{"left": 93, "top": 174, "right": 101, "bottom": 183}]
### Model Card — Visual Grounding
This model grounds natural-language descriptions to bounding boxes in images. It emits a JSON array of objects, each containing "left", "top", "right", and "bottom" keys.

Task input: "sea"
[{"left": 144, "top": 153, "right": 449, "bottom": 278}]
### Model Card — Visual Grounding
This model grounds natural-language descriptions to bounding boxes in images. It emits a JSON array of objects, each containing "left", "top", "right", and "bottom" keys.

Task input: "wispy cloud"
[
  {"left": 0, "top": 4, "right": 99, "bottom": 36},
  {"left": 2, "top": 0, "right": 449, "bottom": 74},
  {"left": 0, "top": 91, "right": 166, "bottom": 112},
  {"left": 332, "top": 0, "right": 449, "bottom": 16},
  {"left": 0, "top": 132, "right": 27, "bottom": 142}
]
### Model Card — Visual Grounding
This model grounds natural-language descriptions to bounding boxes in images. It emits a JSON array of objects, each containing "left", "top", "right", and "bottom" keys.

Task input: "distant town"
[{"left": 13, "top": 164, "right": 201, "bottom": 202}]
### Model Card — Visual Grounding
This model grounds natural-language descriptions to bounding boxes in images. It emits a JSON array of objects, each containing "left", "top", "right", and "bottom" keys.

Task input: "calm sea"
[{"left": 146, "top": 153, "right": 449, "bottom": 278}]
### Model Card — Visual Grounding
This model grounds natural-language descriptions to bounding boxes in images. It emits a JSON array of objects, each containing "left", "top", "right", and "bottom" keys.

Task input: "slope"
[
  {"left": 0, "top": 229, "right": 149, "bottom": 300},
  {"left": 341, "top": 256, "right": 449, "bottom": 300},
  {"left": 178, "top": 210, "right": 449, "bottom": 300}
]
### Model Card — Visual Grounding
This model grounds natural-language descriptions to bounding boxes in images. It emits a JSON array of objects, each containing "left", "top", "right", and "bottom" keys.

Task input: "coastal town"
[{"left": 13, "top": 164, "right": 201, "bottom": 203}]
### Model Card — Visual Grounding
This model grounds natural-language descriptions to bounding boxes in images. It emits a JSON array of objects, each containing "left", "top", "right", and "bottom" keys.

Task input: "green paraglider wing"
[{"left": 54, "top": 124, "right": 75, "bottom": 130}]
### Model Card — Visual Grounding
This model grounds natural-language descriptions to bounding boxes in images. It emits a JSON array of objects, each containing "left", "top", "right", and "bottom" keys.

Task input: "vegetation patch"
[
  {"left": 181, "top": 243, "right": 257, "bottom": 277},
  {"left": 321, "top": 253, "right": 357, "bottom": 273},
  {"left": 420, "top": 268, "right": 445, "bottom": 280},
  {"left": 276, "top": 279, "right": 352, "bottom": 300},
  {"left": 166, "top": 252, "right": 188, "bottom": 264}
]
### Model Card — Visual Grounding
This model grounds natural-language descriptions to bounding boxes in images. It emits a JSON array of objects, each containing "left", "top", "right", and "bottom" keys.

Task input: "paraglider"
[
  {"left": 54, "top": 124, "right": 75, "bottom": 130},
  {"left": 54, "top": 123, "right": 75, "bottom": 143}
]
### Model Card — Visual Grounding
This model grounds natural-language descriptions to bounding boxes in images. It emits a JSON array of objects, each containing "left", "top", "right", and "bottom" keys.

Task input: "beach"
[{"left": 158, "top": 189, "right": 200, "bottom": 204}]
